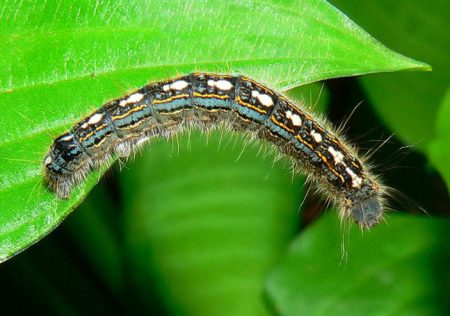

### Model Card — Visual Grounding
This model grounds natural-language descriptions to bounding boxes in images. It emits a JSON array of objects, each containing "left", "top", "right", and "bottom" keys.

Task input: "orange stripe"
[{"left": 235, "top": 96, "right": 267, "bottom": 114}]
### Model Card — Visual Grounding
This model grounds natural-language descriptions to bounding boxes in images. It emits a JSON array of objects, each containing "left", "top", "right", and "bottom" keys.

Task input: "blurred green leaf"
[
  {"left": 428, "top": 88, "right": 450, "bottom": 194},
  {"left": 331, "top": 0, "right": 448, "bottom": 151},
  {"left": 0, "top": 0, "right": 428, "bottom": 263},
  {"left": 266, "top": 213, "right": 450, "bottom": 316},
  {"left": 121, "top": 131, "right": 303, "bottom": 315}
]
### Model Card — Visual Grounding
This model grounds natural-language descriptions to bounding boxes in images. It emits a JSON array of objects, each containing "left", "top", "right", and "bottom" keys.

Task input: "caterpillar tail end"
[{"left": 350, "top": 196, "right": 384, "bottom": 229}]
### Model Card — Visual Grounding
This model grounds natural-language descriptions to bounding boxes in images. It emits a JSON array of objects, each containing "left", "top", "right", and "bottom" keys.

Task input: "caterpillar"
[{"left": 43, "top": 73, "right": 386, "bottom": 229}]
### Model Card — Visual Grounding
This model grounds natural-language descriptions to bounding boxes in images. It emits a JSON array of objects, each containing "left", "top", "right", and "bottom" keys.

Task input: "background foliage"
[{"left": 0, "top": 0, "right": 449, "bottom": 315}]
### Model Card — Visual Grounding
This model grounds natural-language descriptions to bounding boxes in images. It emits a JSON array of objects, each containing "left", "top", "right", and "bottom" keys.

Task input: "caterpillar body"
[{"left": 44, "top": 73, "right": 385, "bottom": 228}]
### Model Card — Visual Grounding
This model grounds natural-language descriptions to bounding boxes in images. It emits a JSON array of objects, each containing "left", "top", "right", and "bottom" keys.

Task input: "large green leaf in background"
[
  {"left": 330, "top": 0, "right": 449, "bottom": 152},
  {"left": 266, "top": 213, "right": 450, "bottom": 316},
  {"left": 0, "top": 0, "right": 428, "bottom": 262},
  {"left": 429, "top": 88, "right": 450, "bottom": 194},
  {"left": 121, "top": 131, "right": 302, "bottom": 315}
]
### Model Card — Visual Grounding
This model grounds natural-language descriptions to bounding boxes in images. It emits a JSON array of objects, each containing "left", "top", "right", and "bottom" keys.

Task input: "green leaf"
[
  {"left": 0, "top": 0, "right": 428, "bottom": 261},
  {"left": 428, "top": 87, "right": 450, "bottom": 194},
  {"left": 266, "top": 213, "right": 450, "bottom": 316},
  {"left": 121, "top": 131, "right": 302, "bottom": 315},
  {"left": 330, "top": 0, "right": 449, "bottom": 151}
]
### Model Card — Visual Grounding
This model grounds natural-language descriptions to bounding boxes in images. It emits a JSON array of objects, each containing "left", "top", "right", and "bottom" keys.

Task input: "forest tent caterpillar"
[{"left": 43, "top": 73, "right": 386, "bottom": 229}]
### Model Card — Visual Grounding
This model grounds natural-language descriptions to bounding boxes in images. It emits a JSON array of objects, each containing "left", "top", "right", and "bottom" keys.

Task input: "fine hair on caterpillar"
[{"left": 43, "top": 73, "right": 387, "bottom": 229}]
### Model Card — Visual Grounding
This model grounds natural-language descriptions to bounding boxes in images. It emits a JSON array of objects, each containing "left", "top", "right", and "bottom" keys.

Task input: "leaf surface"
[
  {"left": 0, "top": 0, "right": 428, "bottom": 261},
  {"left": 266, "top": 213, "right": 450, "bottom": 316}
]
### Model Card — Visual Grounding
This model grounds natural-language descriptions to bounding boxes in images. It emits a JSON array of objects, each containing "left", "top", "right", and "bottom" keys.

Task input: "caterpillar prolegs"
[{"left": 44, "top": 73, "right": 386, "bottom": 229}]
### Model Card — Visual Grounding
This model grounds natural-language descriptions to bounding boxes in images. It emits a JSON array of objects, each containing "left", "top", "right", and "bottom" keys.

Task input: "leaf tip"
[{"left": 397, "top": 56, "right": 432, "bottom": 72}]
